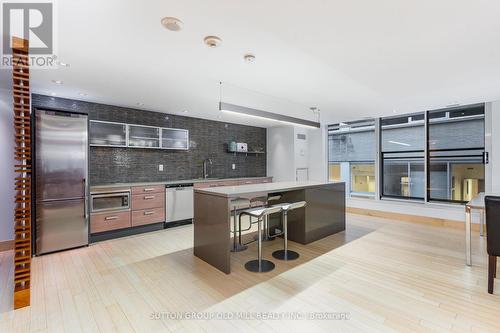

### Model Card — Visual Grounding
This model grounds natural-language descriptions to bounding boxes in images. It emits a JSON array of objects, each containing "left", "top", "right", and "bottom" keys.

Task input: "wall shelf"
[{"left": 227, "top": 150, "right": 266, "bottom": 155}]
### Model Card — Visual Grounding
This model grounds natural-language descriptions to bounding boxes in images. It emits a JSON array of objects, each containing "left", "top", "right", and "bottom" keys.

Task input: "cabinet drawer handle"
[
  {"left": 143, "top": 188, "right": 156, "bottom": 192},
  {"left": 105, "top": 216, "right": 118, "bottom": 221},
  {"left": 144, "top": 195, "right": 155, "bottom": 200},
  {"left": 144, "top": 211, "right": 155, "bottom": 215}
]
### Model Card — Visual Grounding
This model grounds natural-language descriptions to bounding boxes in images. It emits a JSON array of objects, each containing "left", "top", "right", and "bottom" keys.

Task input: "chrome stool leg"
[
  {"left": 245, "top": 216, "right": 275, "bottom": 273},
  {"left": 272, "top": 209, "right": 299, "bottom": 261},
  {"left": 230, "top": 201, "right": 247, "bottom": 252}
]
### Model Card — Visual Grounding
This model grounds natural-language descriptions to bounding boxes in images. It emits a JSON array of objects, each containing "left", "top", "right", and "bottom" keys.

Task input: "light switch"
[
  {"left": 159, "top": 164, "right": 164, "bottom": 171},
  {"left": 232, "top": 164, "right": 236, "bottom": 170}
]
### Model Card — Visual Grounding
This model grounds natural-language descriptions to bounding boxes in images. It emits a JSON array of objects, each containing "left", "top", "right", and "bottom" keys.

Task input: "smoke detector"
[
  {"left": 161, "top": 17, "right": 183, "bottom": 31},
  {"left": 243, "top": 54, "right": 256, "bottom": 63},
  {"left": 204, "top": 36, "right": 222, "bottom": 48}
]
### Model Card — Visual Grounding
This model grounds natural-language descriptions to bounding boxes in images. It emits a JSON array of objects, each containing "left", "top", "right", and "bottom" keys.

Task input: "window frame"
[
  {"left": 328, "top": 103, "right": 486, "bottom": 206},
  {"left": 425, "top": 106, "right": 486, "bottom": 204}
]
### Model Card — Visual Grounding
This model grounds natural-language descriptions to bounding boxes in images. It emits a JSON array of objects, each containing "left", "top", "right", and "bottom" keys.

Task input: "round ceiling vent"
[
  {"left": 204, "top": 36, "right": 222, "bottom": 48},
  {"left": 161, "top": 17, "right": 183, "bottom": 31},
  {"left": 243, "top": 54, "right": 256, "bottom": 63}
]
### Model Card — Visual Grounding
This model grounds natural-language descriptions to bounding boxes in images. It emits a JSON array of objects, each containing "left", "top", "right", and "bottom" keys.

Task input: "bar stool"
[
  {"left": 272, "top": 201, "right": 307, "bottom": 261},
  {"left": 250, "top": 194, "right": 282, "bottom": 241},
  {"left": 230, "top": 197, "right": 250, "bottom": 252},
  {"left": 239, "top": 205, "right": 283, "bottom": 272}
]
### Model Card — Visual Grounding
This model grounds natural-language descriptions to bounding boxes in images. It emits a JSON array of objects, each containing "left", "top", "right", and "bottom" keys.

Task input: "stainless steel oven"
[{"left": 91, "top": 191, "right": 130, "bottom": 213}]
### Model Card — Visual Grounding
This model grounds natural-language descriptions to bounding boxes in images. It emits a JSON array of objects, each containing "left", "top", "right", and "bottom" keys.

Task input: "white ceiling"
[{"left": 2, "top": 0, "right": 500, "bottom": 127}]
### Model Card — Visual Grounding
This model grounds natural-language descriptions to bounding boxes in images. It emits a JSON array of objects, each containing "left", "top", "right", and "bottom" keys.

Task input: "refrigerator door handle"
[{"left": 83, "top": 178, "right": 88, "bottom": 219}]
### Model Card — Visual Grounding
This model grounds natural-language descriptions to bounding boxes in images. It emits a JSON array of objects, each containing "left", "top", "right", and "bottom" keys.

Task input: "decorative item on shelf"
[
  {"left": 229, "top": 141, "right": 237, "bottom": 152},
  {"left": 236, "top": 142, "right": 248, "bottom": 152}
]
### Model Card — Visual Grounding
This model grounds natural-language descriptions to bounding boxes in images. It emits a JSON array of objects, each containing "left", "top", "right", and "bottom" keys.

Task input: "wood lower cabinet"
[
  {"left": 90, "top": 178, "right": 271, "bottom": 235},
  {"left": 131, "top": 208, "right": 165, "bottom": 227},
  {"left": 131, "top": 186, "right": 165, "bottom": 226},
  {"left": 131, "top": 193, "right": 165, "bottom": 210},
  {"left": 91, "top": 211, "right": 131, "bottom": 233},
  {"left": 131, "top": 185, "right": 164, "bottom": 195}
]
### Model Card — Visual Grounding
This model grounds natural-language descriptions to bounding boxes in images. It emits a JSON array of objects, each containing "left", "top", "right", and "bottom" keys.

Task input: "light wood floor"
[{"left": 0, "top": 214, "right": 498, "bottom": 333}]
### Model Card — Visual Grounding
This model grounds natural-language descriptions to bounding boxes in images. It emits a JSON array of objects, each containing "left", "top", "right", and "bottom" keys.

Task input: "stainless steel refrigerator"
[{"left": 35, "top": 110, "right": 89, "bottom": 255}]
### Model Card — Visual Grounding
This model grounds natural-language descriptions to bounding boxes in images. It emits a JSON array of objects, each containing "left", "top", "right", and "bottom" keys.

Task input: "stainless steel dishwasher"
[{"left": 165, "top": 183, "right": 194, "bottom": 223}]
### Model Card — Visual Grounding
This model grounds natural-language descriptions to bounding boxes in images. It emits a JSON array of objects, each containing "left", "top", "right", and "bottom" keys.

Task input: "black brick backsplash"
[{"left": 32, "top": 94, "right": 267, "bottom": 185}]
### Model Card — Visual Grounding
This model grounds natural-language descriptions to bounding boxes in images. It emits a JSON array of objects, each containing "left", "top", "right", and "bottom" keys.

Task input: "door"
[
  {"left": 36, "top": 111, "right": 88, "bottom": 201},
  {"left": 36, "top": 199, "right": 88, "bottom": 254}
]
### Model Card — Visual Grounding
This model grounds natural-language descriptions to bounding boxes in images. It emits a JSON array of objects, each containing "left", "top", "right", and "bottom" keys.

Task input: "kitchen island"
[{"left": 193, "top": 181, "right": 345, "bottom": 274}]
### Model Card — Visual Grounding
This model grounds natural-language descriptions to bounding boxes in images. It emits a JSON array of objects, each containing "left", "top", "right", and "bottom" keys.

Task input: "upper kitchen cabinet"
[
  {"left": 128, "top": 125, "right": 160, "bottom": 148},
  {"left": 89, "top": 121, "right": 127, "bottom": 147},
  {"left": 89, "top": 120, "right": 188, "bottom": 150},
  {"left": 161, "top": 128, "right": 189, "bottom": 150}
]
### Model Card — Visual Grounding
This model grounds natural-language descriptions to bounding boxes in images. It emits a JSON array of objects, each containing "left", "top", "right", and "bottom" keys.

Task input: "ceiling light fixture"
[
  {"left": 161, "top": 17, "right": 183, "bottom": 31},
  {"left": 52, "top": 80, "right": 63, "bottom": 84},
  {"left": 243, "top": 54, "right": 255, "bottom": 63},
  {"left": 219, "top": 102, "right": 320, "bottom": 129},
  {"left": 204, "top": 36, "right": 222, "bottom": 48}
]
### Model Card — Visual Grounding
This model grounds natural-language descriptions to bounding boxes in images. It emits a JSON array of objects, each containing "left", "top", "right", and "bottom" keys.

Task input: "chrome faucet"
[{"left": 202, "top": 158, "right": 213, "bottom": 179}]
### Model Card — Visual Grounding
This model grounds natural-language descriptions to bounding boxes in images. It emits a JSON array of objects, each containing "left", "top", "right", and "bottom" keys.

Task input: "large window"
[
  {"left": 427, "top": 105, "right": 485, "bottom": 203},
  {"left": 381, "top": 113, "right": 425, "bottom": 200},
  {"left": 328, "top": 120, "right": 376, "bottom": 197},
  {"left": 327, "top": 103, "right": 486, "bottom": 205}
]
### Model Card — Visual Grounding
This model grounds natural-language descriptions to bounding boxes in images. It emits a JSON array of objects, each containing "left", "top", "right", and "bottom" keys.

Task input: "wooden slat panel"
[{"left": 12, "top": 37, "right": 31, "bottom": 310}]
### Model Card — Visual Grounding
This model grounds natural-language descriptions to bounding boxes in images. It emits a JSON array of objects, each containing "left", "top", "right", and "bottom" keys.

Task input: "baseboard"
[
  {"left": 0, "top": 240, "right": 14, "bottom": 252},
  {"left": 346, "top": 207, "right": 480, "bottom": 231}
]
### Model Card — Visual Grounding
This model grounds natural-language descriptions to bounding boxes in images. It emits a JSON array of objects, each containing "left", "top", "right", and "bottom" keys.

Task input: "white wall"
[
  {"left": 307, "top": 126, "right": 328, "bottom": 182},
  {"left": 490, "top": 101, "right": 500, "bottom": 193},
  {"left": 267, "top": 125, "right": 328, "bottom": 182},
  {"left": 347, "top": 197, "right": 469, "bottom": 221},
  {"left": 267, "top": 126, "right": 295, "bottom": 182},
  {"left": 0, "top": 89, "right": 14, "bottom": 242}
]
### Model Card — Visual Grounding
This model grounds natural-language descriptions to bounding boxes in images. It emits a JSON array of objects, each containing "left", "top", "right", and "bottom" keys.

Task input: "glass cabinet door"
[
  {"left": 89, "top": 121, "right": 127, "bottom": 146},
  {"left": 128, "top": 125, "right": 160, "bottom": 148},
  {"left": 161, "top": 128, "right": 189, "bottom": 150}
]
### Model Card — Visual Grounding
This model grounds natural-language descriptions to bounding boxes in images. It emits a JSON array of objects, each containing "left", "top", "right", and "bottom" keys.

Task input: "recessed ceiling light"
[
  {"left": 58, "top": 61, "right": 69, "bottom": 67},
  {"left": 50, "top": 92, "right": 57, "bottom": 96},
  {"left": 79, "top": 93, "right": 88, "bottom": 96},
  {"left": 52, "top": 80, "right": 63, "bottom": 84},
  {"left": 243, "top": 54, "right": 256, "bottom": 63},
  {"left": 136, "top": 102, "right": 144, "bottom": 107},
  {"left": 182, "top": 110, "right": 188, "bottom": 113},
  {"left": 204, "top": 36, "right": 222, "bottom": 48},
  {"left": 161, "top": 17, "right": 183, "bottom": 31}
]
